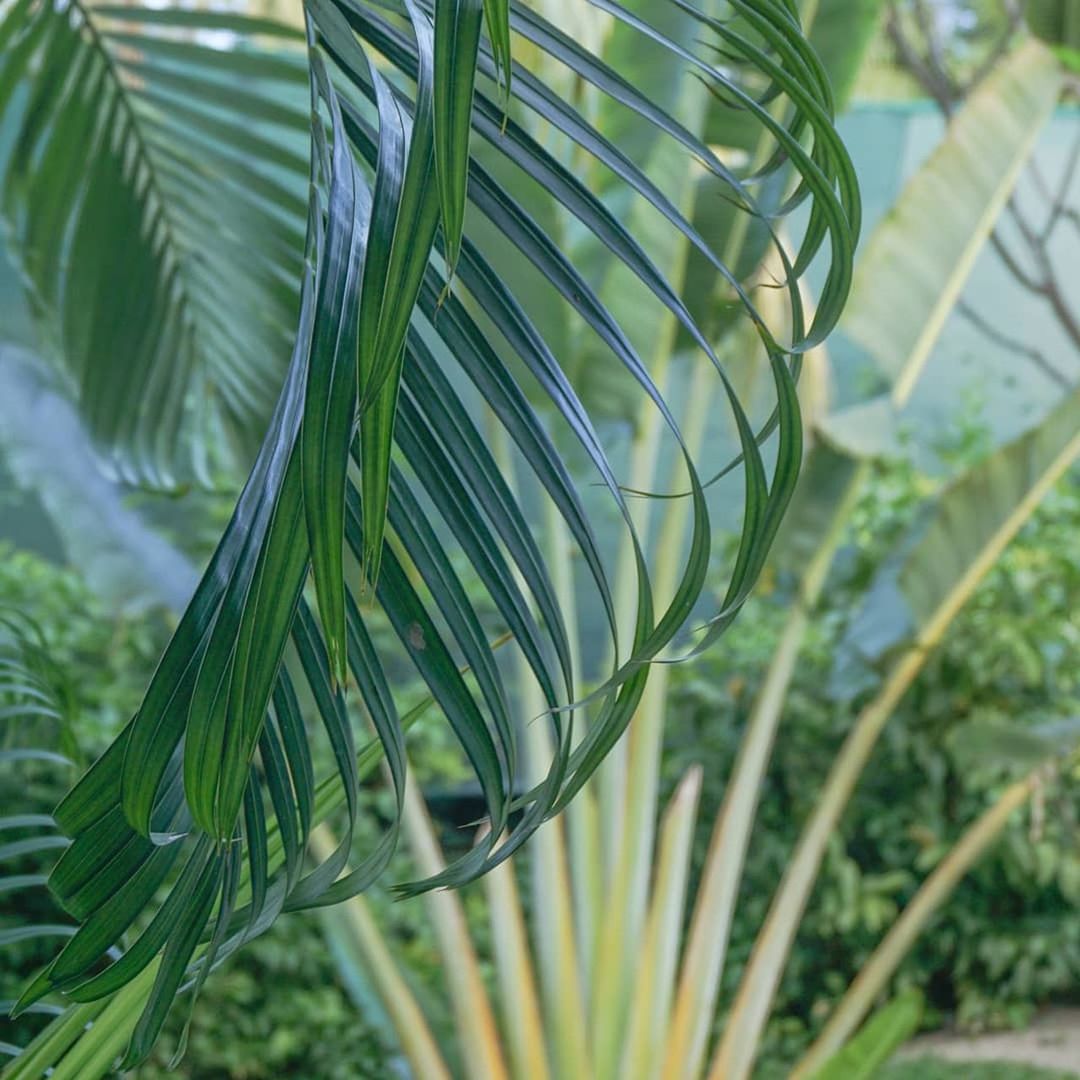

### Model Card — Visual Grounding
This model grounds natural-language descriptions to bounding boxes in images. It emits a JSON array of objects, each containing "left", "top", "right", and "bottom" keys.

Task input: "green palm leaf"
[
  {"left": 0, "top": 1, "right": 308, "bottom": 487},
  {"left": 0, "top": 612, "right": 81, "bottom": 1062},
  {"left": 808, "top": 990, "right": 923, "bottom": 1080},
  {"left": 0, "top": 0, "right": 858, "bottom": 1068}
]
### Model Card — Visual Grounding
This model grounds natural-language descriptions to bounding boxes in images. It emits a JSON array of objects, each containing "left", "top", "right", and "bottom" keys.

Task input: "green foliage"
[
  {"left": 882, "top": 1063, "right": 1076, "bottom": 1080},
  {"left": 1027, "top": 0, "right": 1080, "bottom": 56},
  {"left": 0, "top": 553, "right": 164, "bottom": 1057},
  {"left": 0, "top": 0, "right": 859, "bottom": 1057},
  {"left": 0, "top": 544, "right": 470, "bottom": 1078},
  {"left": 136, "top": 915, "right": 396, "bottom": 1080},
  {"left": 9, "top": 434, "right": 1077, "bottom": 1077},
  {"left": 663, "top": 451, "right": 1080, "bottom": 1059},
  {"left": 0, "top": 545, "right": 167, "bottom": 751},
  {"left": 811, "top": 990, "right": 923, "bottom": 1079},
  {"left": 763, "top": 1055, "right": 1075, "bottom": 1080},
  {"left": 5, "top": 2, "right": 1068, "bottom": 1076}
]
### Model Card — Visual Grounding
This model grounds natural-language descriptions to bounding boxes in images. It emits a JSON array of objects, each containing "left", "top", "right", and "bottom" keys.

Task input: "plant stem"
[
  {"left": 789, "top": 768, "right": 1042, "bottom": 1079},
  {"left": 308, "top": 825, "right": 453, "bottom": 1080},
  {"left": 398, "top": 774, "right": 509, "bottom": 1080},
  {"left": 663, "top": 461, "right": 861, "bottom": 1079},
  {"left": 710, "top": 424, "right": 1080, "bottom": 1080}
]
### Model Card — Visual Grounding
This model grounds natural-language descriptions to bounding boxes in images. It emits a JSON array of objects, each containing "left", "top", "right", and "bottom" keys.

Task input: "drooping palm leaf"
[{"left": 0, "top": 0, "right": 857, "bottom": 1067}]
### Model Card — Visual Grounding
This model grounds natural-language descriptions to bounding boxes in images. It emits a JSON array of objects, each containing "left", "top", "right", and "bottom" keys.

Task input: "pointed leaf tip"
[
  {"left": 10, "top": 969, "right": 54, "bottom": 1018},
  {"left": 433, "top": 0, "right": 484, "bottom": 279},
  {"left": 482, "top": 0, "right": 512, "bottom": 114}
]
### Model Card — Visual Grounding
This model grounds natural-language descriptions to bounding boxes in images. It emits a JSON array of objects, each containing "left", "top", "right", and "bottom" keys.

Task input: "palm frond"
[
  {"left": 0, "top": 0, "right": 858, "bottom": 1066},
  {"left": 0, "top": 611, "right": 80, "bottom": 1062},
  {"left": 0, "top": 0, "right": 309, "bottom": 486}
]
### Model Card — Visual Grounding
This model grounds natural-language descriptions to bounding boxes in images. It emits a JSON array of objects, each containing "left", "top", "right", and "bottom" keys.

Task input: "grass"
[{"left": 882, "top": 1061, "right": 1076, "bottom": 1080}]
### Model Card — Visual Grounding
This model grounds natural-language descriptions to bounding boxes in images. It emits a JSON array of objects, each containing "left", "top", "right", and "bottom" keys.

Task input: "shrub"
[{"left": 663, "top": 457, "right": 1080, "bottom": 1055}]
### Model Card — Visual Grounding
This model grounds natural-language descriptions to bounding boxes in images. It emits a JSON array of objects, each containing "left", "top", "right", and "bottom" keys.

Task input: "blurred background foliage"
[{"left": 665, "top": 441, "right": 1080, "bottom": 1064}]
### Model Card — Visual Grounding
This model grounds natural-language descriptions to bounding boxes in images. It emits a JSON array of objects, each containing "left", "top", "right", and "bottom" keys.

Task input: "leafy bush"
[
  {"left": 663, "top": 453, "right": 1080, "bottom": 1056},
  {"left": 0, "top": 544, "right": 168, "bottom": 752},
  {"left": 1, "top": 551, "right": 166, "bottom": 1039}
]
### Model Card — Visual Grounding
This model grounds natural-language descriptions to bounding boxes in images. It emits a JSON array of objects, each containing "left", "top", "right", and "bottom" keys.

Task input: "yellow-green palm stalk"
[
  {"left": 328, "top": 757, "right": 914, "bottom": 1078},
  {"left": 314, "top": 761, "right": 713, "bottom": 1079},
  {"left": 312, "top": 824, "right": 453, "bottom": 1080},
  {"left": 586, "top": 8, "right": 728, "bottom": 1004},
  {"left": 713, "top": 385, "right": 1080, "bottom": 1080}
]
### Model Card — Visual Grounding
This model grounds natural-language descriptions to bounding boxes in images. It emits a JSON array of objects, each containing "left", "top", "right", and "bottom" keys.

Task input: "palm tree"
[{"left": 0, "top": 0, "right": 859, "bottom": 1069}]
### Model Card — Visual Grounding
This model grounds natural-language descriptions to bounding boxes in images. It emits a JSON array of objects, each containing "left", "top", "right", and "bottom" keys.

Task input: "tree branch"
[{"left": 957, "top": 300, "right": 1071, "bottom": 388}]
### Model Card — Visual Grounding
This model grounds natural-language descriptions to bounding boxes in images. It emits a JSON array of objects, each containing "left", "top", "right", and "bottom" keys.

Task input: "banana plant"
[{"left": 0, "top": 0, "right": 859, "bottom": 1071}]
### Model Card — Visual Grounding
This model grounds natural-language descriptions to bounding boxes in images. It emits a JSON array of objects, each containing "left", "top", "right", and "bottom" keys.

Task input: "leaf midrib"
[{"left": 74, "top": 0, "right": 207, "bottom": 373}]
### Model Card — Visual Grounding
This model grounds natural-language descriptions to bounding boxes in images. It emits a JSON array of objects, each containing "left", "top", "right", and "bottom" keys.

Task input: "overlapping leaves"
[
  {"left": 0, "top": 0, "right": 310, "bottom": 486},
  {"left": 0, "top": 0, "right": 858, "bottom": 1067}
]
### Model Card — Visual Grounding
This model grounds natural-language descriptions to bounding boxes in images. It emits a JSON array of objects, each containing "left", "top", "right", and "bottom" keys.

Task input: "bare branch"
[
  {"left": 885, "top": 2, "right": 955, "bottom": 113},
  {"left": 886, "top": 0, "right": 1080, "bottom": 360},
  {"left": 958, "top": 300, "right": 1072, "bottom": 389},
  {"left": 986, "top": 229, "right": 1046, "bottom": 295},
  {"left": 961, "top": 0, "right": 1027, "bottom": 95},
  {"left": 1041, "top": 127, "right": 1080, "bottom": 240}
]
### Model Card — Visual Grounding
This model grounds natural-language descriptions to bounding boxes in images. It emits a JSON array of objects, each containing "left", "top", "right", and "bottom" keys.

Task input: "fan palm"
[{"left": 0, "top": 0, "right": 859, "bottom": 1068}]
